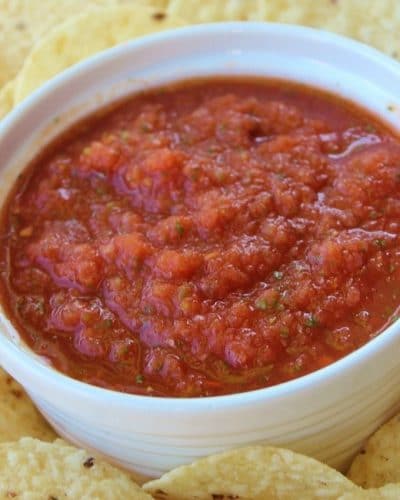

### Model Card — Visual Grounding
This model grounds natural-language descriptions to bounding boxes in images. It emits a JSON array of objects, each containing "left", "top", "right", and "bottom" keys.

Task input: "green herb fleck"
[
  {"left": 365, "top": 124, "right": 377, "bottom": 133},
  {"left": 32, "top": 298, "right": 45, "bottom": 315},
  {"left": 255, "top": 299, "right": 268, "bottom": 311},
  {"left": 136, "top": 374, "right": 144, "bottom": 384},
  {"left": 369, "top": 210, "right": 380, "bottom": 220},
  {"left": 175, "top": 221, "right": 185, "bottom": 236},
  {"left": 178, "top": 284, "right": 191, "bottom": 301},
  {"left": 119, "top": 130, "right": 130, "bottom": 141},
  {"left": 305, "top": 314, "right": 319, "bottom": 328},
  {"left": 95, "top": 186, "right": 107, "bottom": 196},
  {"left": 294, "top": 359, "right": 303, "bottom": 371},
  {"left": 280, "top": 326, "right": 289, "bottom": 338},
  {"left": 102, "top": 319, "right": 113, "bottom": 329},
  {"left": 273, "top": 271, "right": 283, "bottom": 281},
  {"left": 218, "top": 123, "right": 227, "bottom": 133},
  {"left": 140, "top": 123, "right": 151, "bottom": 133},
  {"left": 374, "top": 239, "right": 386, "bottom": 249}
]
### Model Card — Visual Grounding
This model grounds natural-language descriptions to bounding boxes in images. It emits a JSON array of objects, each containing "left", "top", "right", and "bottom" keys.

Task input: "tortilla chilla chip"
[
  {"left": 0, "top": 437, "right": 152, "bottom": 499},
  {"left": 0, "top": 79, "right": 15, "bottom": 119},
  {"left": 165, "top": 0, "right": 400, "bottom": 60},
  {"left": 0, "top": 0, "right": 166, "bottom": 89},
  {"left": 339, "top": 483, "right": 400, "bottom": 499},
  {"left": 14, "top": 4, "right": 185, "bottom": 103},
  {"left": 348, "top": 412, "right": 400, "bottom": 488},
  {"left": 0, "top": 368, "right": 56, "bottom": 443},
  {"left": 144, "top": 445, "right": 360, "bottom": 499}
]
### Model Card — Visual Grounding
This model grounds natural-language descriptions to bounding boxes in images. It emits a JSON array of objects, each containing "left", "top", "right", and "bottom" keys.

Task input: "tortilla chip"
[
  {"left": 0, "top": 437, "right": 152, "bottom": 499},
  {"left": 166, "top": 0, "right": 269, "bottom": 22},
  {"left": 143, "top": 445, "right": 360, "bottom": 499},
  {"left": 14, "top": 4, "right": 185, "bottom": 103},
  {"left": 0, "top": 368, "right": 56, "bottom": 443},
  {"left": 165, "top": 0, "right": 400, "bottom": 59},
  {"left": 0, "top": 0, "right": 167, "bottom": 89},
  {"left": 348, "top": 413, "right": 400, "bottom": 488},
  {"left": 0, "top": 79, "right": 15, "bottom": 119},
  {"left": 339, "top": 483, "right": 400, "bottom": 499}
]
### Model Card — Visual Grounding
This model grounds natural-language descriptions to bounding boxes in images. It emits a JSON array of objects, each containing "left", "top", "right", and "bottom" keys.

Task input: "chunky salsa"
[{"left": 1, "top": 78, "right": 400, "bottom": 397}]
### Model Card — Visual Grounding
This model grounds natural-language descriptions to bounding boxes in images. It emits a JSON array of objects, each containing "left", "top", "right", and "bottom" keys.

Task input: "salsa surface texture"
[{"left": 1, "top": 78, "right": 400, "bottom": 397}]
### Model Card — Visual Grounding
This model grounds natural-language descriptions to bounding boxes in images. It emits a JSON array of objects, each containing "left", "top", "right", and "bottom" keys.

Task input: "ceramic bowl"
[{"left": 1, "top": 22, "right": 400, "bottom": 477}]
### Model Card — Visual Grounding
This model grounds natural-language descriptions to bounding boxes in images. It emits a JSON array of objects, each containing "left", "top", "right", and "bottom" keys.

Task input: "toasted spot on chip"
[
  {"left": 14, "top": 4, "right": 185, "bottom": 103},
  {"left": 0, "top": 79, "right": 15, "bottom": 119},
  {"left": 143, "top": 445, "right": 359, "bottom": 499},
  {"left": 0, "top": 368, "right": 56, "bottom": 443},
  {"left": 0, "top": 437, "right": 152, "bottom": 499},
  {"left": 339, "top": 483, "right": 400, "bottom": 499},
  {"left": 347, "top": 413, "right": 400, "bottom": 488}
]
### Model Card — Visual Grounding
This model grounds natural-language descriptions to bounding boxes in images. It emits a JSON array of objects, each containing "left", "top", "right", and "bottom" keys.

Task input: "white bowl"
[{"left": 1, "top": 22, "right": 400, "bottom": 478}]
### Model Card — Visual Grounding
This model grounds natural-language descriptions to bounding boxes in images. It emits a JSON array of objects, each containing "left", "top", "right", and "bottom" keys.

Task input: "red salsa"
[{"left": 1, "top": 78, "right": 400, "bottom": 397}]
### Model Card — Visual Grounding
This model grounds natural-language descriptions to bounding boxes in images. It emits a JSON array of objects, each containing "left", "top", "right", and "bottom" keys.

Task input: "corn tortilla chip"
[
  {"left": 14, "top": 4, "right": 185, "bottom": 103},
  {"left": 143, "top": 445, "right": 360, "bottom": 499},
  {"left": 0, "top": 368, "right": 56, "bottom": 443},
  {"left": 0, "top": 437, "right": 152, "bottom": 499},
  {"left": 348, "top": 413, "right": 400, "bottom": 488},
  {"left": 165, "top": 0, "right": 400, "bottom": 59},
  {"left": 0, "top": 79, "right": 15, "bottom": 119},
  {"left": 0, "top": 0, "right": 166, "bottom": 89},
  {"left": 339, "top": 483, "right": 400, "bottom": 499}
]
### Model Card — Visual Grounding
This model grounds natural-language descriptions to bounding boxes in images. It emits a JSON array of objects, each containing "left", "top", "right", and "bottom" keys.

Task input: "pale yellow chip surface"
[
  {"left": 348, "top": 413, "right": 400, "bottom": 488},
  {"left": 0, "top": 437, "right": 152, "bottom": 499},
  {"left": 0, "top": 79, "right": 15, "bottom": 119},
  {"left": 143, "top": 445, "right": 360, "bottom": 499},
  {"left": 0, "top": 0, "right": 167, "bottom": 89},
  {"left": 166, "top": 0, "right": 400, "bottom": 59},
  {"left": 0, "top": 368, "right": 56, "bottom": 443},
  {"left": 14, "top": 4, "right": 185, "bottom": 103},
  {"left": 339, "top": 483, "right": 400, "bottom": 499}
]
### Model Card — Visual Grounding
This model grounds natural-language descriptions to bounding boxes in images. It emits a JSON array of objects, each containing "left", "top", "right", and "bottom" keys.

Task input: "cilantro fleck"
[
  {"left": 119, "top": 130, "right": 130, "bottom": 141},
  {"left": 32, "top": 297, "right": 45, "bottom": 315},
  {"left": 294, "top": 359, "right": 303, "bottom": 371},
  {"left": 374, "top": 239, "right": 386, "bottom": 249},
  {"left": 369, "top": 210, "right": 380, "bottom": 220},
  {"left": 178, "top": 284, "right": 191, "bottom": 301},
  {"left": 102, "top": 319, "right": 113, "bottom": 329},
  {"left": 218, "top": 123, "right": 227, "bottom": 133},
  {"left": 304, "top": 314, "right": 319, "bottom": 328},
  {"left": 273, "top": 271, "right": 283, "bottom": 281},
  {"left": 140, "top": 123, "right": 151, "bottom": 133},
  {"left": 365, "top": 124, "right": 376, "bottom": 133},
  {"left": 136, "top": 374, "right": 144, "bottom": 384},
  {"left": 95, "top": 186, "right": 107, "bottom": 195},
  {"left": 280, "top": 326, "right": 289, "bottom": 338},
  {"left": 255, "top": 299, "right": 268, "bottom": 311},
  {"left": 175, "top": 221, "right": 185, "bottom": 236}
]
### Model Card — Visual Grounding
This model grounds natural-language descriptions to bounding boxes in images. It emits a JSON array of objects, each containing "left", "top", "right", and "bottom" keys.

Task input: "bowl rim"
[{"left": 1, "top": 21, "right": 400, "bottom": 411}]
